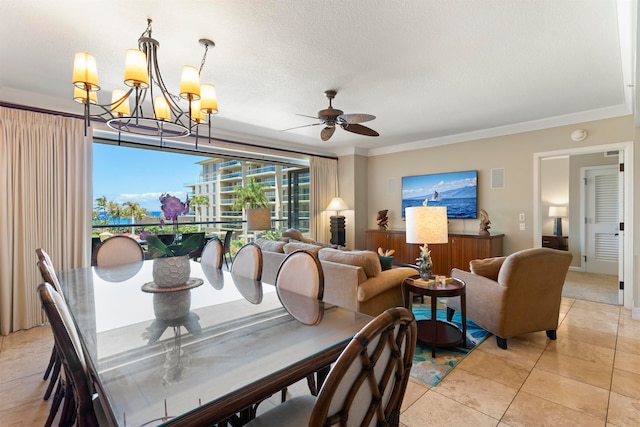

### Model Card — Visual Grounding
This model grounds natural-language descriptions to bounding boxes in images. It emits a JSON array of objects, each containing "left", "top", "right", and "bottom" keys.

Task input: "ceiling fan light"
[
  {"left": 111, "top": 88, "right": 130, "bottom": 116},
  {"left": 200, "top": 83, "right": 218, "bottom": 114},
  {"left": 123, "top": 49, "right": 149, "bottom": 88},
  {"left": 73, "top": 86, "right": 98, "bottom": 104},
  {"left": 72, "top": 52, "right": 100, "bottom": 91},
  {"left": 154, "top": 96, "right": 171, "bottom": 121},
  {"left": 180, "top": 66, "right": 201, "bottom": 100}
]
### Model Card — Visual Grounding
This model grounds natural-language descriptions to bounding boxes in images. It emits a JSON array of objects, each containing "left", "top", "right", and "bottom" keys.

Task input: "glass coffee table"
[{"left": 403, "top": 276, "right": 466, "bottom": 357}]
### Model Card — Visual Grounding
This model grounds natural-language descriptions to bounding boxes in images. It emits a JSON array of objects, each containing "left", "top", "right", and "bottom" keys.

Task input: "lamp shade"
[
  {"left": 200, "top": 83, "right": 219, "bottom": 114},
  {"left": 548, "top": 206, "right": 568, "bottom": 218},
  {"left": 247, "top": 208, "right": 271, "bottom": 231},
  {"left": 326, "top": 197, "right": 349, "bottom": 213},
  {"left": 154, "top": 96, "right": 171, "bottom": 121},
  {"left": 405, "top": 206, "right": 448, "bottom": 244},
  {"left": 190, "top": 100, "right": 206, "bottom": 123},
  {"left": 111, "top": 89, "right": 130, "bottom": 116},
  {"left": 73, "top": 87, "right": 98, "bottom": 104},
  {"left": 72, "top": 52, "right": 100, "bottom": 91},
  {"left": 179, "top": 65, "right": 201, "bottom": 100},
  {"left": 123, "top": 49, "right": 149, "bottom": 88}
]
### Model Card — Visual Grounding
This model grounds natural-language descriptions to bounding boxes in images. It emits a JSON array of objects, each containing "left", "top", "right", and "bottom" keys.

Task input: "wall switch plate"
[
  {"left": 519, "top": 222, "right": 526, "bottom": 231},
  {"left": 519, "top": 213, "right": 525, "bottom": 222}
]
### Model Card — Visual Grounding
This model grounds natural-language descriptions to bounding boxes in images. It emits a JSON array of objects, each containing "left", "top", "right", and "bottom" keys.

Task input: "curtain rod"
[{"left": 0, "top": 101, "right": 337, "bottom": 160}]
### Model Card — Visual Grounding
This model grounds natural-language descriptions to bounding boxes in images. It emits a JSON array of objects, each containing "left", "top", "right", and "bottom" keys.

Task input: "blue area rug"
[{"left": 410, "top": 304, "right": 490, "bottom": 387}]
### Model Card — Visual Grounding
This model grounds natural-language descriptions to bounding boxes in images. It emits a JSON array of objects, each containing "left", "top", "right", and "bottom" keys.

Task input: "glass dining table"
[{"left": 57, "top": 259, "right": 372, "bottom": 426}]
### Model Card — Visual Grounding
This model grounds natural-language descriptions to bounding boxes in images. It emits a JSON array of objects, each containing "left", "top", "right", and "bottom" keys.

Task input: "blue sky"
[{"left": 93, "top": 144, "right": 208, "bottom": 211}]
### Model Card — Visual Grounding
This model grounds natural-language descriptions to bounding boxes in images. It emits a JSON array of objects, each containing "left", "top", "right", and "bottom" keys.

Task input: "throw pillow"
[
  {"left": 283, "top": 241, "right": 322, "bottom": 256},
  {"left": 318, "top": 248, "right": 382, "bottom": 278},
  {"left": 254, "top": 238, "right": 287, "bottom": 253},
  {"left": 469, "top": 257, "right": 506, "bottom": 281},
  {"left": 282, "top": 229, "right": 306, "bottom": 241},
  {"left": 378, "top": 255, "right": 394, "bottom": 271}
]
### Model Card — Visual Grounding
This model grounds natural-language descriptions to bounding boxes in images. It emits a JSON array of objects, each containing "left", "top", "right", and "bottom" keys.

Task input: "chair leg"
[
  {"left": 496, "top": 336, "right": 508, "bottom": 349},
  {"left": 43, "top": 357, "right": 61, "bottom": 400},
  {"left": 446, "top": 307, "right": 455, "bottom": 322},
  {"left": 44, "top": 379, "right": 64, "bottom": 427},
  {"left": 43, "top": 346, "right": 57, "bottom": 380},
  {"left": 546, "top": 330, "right": 557, "bottom": 340}
]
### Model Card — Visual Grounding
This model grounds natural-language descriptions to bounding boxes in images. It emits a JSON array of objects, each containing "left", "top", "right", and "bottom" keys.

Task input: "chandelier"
[{"left": 72, "top": 19, "right": 218, "bottom": 140}]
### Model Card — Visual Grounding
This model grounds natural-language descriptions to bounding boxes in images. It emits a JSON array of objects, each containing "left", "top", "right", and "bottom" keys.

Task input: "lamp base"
[
  {"left": 330, "top": 215, "right": 346, "bottom": 247},
  {"left": 553, "top": 217, "right": 563, "bottom": 237}
]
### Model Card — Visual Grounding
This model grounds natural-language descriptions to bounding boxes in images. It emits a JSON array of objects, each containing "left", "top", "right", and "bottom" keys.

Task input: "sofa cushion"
[
  {"left": 283, "top": 241, "right": 322, "bottom": 256},
  {"left": 254, "top": 238, "right": 286, "bottom": 253},
  {"left": 319, "top": 248, "right": 381, "bottom": 278},
  {"left": 469, "top": 256, "right": 506, "bottom": 281}
]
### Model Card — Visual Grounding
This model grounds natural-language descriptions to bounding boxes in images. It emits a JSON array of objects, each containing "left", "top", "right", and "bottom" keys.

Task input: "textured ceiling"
[{"left": 0, "top": 0, "right": 633, "bottom": 157}]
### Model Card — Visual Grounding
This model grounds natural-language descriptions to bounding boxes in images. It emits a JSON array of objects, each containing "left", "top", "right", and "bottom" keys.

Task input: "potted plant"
[
  {"left": 143, "top": 194, "right": 200, "bottom": 288},
  {"left": 232, "top": 177, "right": 271, "bottom": 231}
]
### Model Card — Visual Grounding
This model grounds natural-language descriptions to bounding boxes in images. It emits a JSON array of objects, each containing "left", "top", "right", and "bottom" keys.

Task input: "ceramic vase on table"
[{"left": 152, "top": 255, "right": 191, "bottom": 288}]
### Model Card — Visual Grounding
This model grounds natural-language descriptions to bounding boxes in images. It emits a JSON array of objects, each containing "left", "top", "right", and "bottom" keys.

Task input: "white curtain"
[
  {"left": 310, "top": 156, "right": 338, "bottom": 243},
  {"left": 0, "top": 107, "right": 92, "bottom": 335}
]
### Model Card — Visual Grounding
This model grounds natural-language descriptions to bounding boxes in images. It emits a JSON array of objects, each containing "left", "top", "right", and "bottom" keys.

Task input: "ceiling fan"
[{"left": 282, "top": 90, "right": 379, "bottom": 141}]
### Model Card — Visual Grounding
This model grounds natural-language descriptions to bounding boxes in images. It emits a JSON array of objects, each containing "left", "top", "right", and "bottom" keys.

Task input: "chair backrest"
[
  {"left": 37, "top": 259, "right": 64, "bottom": 295},
  {"left": 309, "top": 307, "right": 417, "bottom": 427},
  {"left": 201, "top": 238, "right": 224, "bottom": 269},
  {"left": 92, "top": 235, "right": 145, "bottom": 268},
  {"left": 36, "top": 247, "right": 54, "bottom": 267},
  {"left": 230, "top": 242, "right": 263, "bottom": 280},
  {"left": 275, "top": 250, "right": 324, "bottom": 300},
  {"left": 223, "top": 230, "right": 233, "bottom": 253},
  {"left": 38, "top": 283, "right": 99, "bottom": 427}
]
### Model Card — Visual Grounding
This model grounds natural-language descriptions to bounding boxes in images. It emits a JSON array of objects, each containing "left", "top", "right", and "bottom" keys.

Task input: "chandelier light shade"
[
  {"left": 72, "top": 52, "right": 100, "bottom": 91},
  {"left": 123, "top": 49, "right": 149, "bottom": 88},
  {"left": 72, "top": 18, "right": 218, "bottom": 139},
  {"left": 73, "top": 87, "right": 97, "bottom": 104}
]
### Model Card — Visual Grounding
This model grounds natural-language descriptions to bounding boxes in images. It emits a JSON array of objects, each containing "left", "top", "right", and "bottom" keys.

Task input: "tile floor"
[{"left": 2, "top": 297, "right": 640, "bottom": 426}]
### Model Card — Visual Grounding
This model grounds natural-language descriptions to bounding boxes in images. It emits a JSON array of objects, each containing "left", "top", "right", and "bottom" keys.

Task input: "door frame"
[{"left": 533, "top": 141, "right": 634, "bottom": 309}]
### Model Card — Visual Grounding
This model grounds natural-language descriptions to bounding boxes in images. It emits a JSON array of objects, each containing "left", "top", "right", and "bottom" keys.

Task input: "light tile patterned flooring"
[{"left": 2, "top": 298, "right": 640, "bottom": 426}]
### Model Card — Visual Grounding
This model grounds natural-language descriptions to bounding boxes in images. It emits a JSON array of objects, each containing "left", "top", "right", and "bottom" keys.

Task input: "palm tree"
[
  {"left": 106, "top": 201, "right": 122, "bottom": 226},
  {"left": 95, "top": 196, "right": 108, "bottom": 224},
  {"left": 122, "top": 201, "right": 149, "bottom": 235},
  {"left": 190, "top": 195, "right": 209, "bottom": 231}
]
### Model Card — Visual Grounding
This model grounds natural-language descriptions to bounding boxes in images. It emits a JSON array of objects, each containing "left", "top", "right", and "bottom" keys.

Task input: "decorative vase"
[{"left": 152, "top": 255, "right": 191, "bottom": 288}]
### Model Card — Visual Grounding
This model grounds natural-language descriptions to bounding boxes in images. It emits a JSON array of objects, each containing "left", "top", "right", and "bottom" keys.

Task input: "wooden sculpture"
[
  {"left": 377, "top": 210, "right": 389, "bottom": 230},
  {"left": 479, "top": 209, "right": 491, "bottom": 235}
]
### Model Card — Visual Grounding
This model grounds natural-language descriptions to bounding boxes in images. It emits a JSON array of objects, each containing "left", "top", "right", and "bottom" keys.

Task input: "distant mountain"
[{"left": 405, "top": 185, "right": 476, "bottom": 201}]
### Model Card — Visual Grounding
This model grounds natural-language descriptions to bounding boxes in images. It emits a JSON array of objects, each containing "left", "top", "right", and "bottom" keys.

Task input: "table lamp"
[
  {"left": 326, "top": 197, "right": 349, "bottom": 246},
  {"left": 548, "top": 206, "right": 567, "bottom": 237},
  {"left": 405, "top": 205, "right": 448, "bottom": 280}
]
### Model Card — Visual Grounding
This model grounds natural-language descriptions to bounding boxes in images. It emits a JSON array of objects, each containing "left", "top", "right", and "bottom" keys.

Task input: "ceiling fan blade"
[
  {"left": 341, "top": 123, "right": 379, "bottom": 137},
  {"left": 280, "top": 122, "right": 323, "bottom": 132},
  {"left": 296, "top": 113, "right": 321, "bottom": 120},
  {"left": 339, "top": 113, "right": 376, "bottom": 124},
  {"left": 321, "top": 126, "right": 336, "bottom": 141}
]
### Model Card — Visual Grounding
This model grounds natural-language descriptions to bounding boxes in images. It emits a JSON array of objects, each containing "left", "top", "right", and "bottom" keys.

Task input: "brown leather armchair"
[{"left": 448, "top": 248, "right": 573, "bottom": 349}]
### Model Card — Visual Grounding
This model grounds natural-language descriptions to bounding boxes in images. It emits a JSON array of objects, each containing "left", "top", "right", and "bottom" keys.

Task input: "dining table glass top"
[{"left": 57, "top": 260, "right": 371, "bottom": 426}]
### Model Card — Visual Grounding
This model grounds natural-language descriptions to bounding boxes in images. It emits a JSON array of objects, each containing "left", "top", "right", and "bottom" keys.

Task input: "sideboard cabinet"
[{"left": 365, "top": 229, "right": 504, "bottom": 275}]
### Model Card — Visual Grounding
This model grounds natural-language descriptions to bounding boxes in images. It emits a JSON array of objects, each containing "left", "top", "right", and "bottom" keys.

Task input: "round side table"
[{"left": 403, "top": 277, "right": 466, "bottom": 357}]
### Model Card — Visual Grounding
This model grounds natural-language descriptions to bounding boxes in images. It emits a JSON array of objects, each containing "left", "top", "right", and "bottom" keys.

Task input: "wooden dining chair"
[
  {"left": 222, "top": 230, "right": 234, "bottom": 269},
  {"left": 92, "top": 235, "right": 145, "bottom": 267},
  {"left": 275, "top": 250, "right": 325, "bottom": 400},
  {"left": 230, "top": 242, "right": 263, "bottom": 281},
  {"left": 245, "top": 307, "right": 417, "bottom": 427},
  {"left": 38, "top": 282, "right": 101, "bottom": 427},
  {"left": 200, "top": 237, "right": 224, "bottom": 269},
  {"left": 275, "top": 249, "right": 324, "bottom": 300}
]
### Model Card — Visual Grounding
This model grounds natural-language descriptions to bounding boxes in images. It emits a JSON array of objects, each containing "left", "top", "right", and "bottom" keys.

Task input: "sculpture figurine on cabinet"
[
  {"left": 377, "top": 209, "right": 389, "bottom": 230},
  {"left": 479, "top": 209, "right": 491, "bottom": 236}
]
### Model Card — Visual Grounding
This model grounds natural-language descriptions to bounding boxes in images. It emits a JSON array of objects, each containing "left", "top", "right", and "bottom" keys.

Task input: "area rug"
[{"left": 410, "top": 303, "right": 490, "bottom": 387}]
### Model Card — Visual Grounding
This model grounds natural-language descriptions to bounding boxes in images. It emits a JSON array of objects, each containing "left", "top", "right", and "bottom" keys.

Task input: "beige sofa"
[
  {"left": 256, "top": 239, "right": 416, "bottom": 316},
  {"left": 448, "top": 247, "right": 573, "bottom": 349}
]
